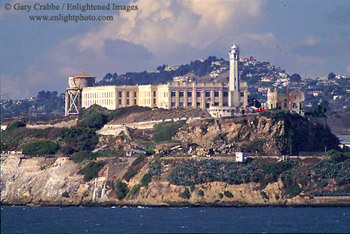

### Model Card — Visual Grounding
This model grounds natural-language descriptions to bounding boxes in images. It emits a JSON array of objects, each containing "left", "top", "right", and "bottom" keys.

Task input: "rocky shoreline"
[{"left": 2, "top": 154, "right": 350, "bottom": 208}]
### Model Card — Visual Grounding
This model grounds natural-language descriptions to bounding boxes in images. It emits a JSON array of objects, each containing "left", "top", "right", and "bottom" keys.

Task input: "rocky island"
[{"left": 1, "top": 106, "right": 350, "bottom": 207}]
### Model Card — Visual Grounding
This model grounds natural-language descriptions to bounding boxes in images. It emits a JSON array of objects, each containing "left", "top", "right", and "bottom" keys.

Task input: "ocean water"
[
  {"left": 338, "top": 135, "right": 350, "bottom": 143},
  {"left": 1, "top": 206, "right": 350, "bottom": 233}
]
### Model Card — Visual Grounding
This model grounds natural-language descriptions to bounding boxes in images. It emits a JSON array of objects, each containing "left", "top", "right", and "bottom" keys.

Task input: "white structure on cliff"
[
  {"left": 65, "top": 44, "right": 247, "bottom": 117},
  {"left": 229, "top": 44, "right": 241, "bottom": 108}
]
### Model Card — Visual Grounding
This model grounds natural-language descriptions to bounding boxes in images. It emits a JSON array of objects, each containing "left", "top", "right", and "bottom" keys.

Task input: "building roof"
[{"left": 73, "top": 72, "right": 96, "bottom": 78}]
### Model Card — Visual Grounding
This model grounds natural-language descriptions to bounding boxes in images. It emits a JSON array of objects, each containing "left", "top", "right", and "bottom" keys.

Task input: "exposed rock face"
[
  {"left": 2, "top": 154, "right": 349, "bottom": 207},
  {"left": 174, "top": 114, "right": 339, "bottom": 155}
]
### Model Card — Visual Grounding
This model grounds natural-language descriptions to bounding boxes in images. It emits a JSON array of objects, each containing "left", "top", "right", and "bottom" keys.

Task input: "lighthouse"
[{"left": 229, "top": 44, "right": 240, "bottom": 107}]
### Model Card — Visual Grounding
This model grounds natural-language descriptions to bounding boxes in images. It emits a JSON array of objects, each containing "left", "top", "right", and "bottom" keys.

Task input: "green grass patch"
[{"left": 153, "top": 121, "right": 185, "bottom": 143}]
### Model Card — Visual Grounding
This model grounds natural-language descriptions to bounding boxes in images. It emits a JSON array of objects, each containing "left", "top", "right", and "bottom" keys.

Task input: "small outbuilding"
[{"left": 235, "top": 152, "right": 247, "bottom": 163}]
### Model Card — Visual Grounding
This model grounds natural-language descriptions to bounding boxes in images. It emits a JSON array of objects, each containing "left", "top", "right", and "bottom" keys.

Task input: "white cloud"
[
  {"left": 346, "top": 65, "right": 350, "bottom": 74},
  {"left": 76, "top": 0, "right": 264, "bottom": 57},
  {"left": 1, "top": 0, "right": 269, "bottom": 99},
  {"left": 304, "top": 36, "right": 318, "bottom": 46},
  {"left": 239, "top": 33, "right": 278, "bottom": 47},
  {"left": 0, "top": 74, "right": 29, "bottom": 99}
]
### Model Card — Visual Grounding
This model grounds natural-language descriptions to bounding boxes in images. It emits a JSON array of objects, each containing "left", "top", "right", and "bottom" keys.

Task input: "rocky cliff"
[
  {"left": 1, "top": 110, "right": 347, "bottom": 207},
  {"left": 2, "top": 154, "right": 350, "bottom": 207},
  {"left": 174, "top": 113, "right": 339, "bottom": 156}
]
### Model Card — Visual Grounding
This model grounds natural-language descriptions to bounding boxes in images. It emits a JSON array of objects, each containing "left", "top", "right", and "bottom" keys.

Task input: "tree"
[
  {"left": 290, "top": 73, "right": 302, "bottom": 83},
  {"left": 103, "top": 73, "right": 112, "bottom": 81},
  {"left": 115, "top": 180, "right": 129, "bottom": 200},
  {"left": 328, "top": 72, "right": 336, "bottom": 80}
]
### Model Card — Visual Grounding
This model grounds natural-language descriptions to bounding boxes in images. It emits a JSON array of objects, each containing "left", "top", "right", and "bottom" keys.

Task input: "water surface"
[{"left": 2, "top": 206, "right": 350, "bottom": 233}]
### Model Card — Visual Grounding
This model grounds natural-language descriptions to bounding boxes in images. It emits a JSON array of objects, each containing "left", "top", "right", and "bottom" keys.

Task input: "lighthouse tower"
[{"left": 229, "top": 44, "right": 240, "bottom": 107}]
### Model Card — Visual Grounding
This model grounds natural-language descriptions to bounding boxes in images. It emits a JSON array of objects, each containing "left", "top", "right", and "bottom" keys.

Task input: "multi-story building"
[
  {"left": 65, "top": 44, "right": 248, "bottom": 117},
  {"left": 267, "top": 87, "right": 305, "bottom": 115}
]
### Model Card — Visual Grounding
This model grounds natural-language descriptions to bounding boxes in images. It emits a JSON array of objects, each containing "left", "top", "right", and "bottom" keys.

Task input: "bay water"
[{"left": 1, "top": 206, "right": 350, "bottom": 233}]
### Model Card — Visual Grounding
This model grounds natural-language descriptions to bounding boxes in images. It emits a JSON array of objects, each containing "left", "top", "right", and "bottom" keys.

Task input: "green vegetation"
[
  {"left": 149, "top": 161, "right": 162, "bottom": 180},
  {"left": 224, "top": 191, "right": 234, "bottom": 198},
  {"left": 153, "top": 121, "right": 185, "bottom": 142},
  {"left": 59, "top": 127, "right": 98, "bottom": 154},
  {"left": 312, "top": 187, "right": 350, "bottom": 196},
  {"left": 281, "top": 172, "right": 302, "bottom": 196},
  {"left": 23, "top": 140, "right": 59, "bottom": 156},
  {"left": 326, "top": 149, "right": 350, "bottom": 162},
  {"left": 197, "top": 190, "right": 204, "bottom": 197},
  {"left": 128, "top": 184, "right": 141, "bottom": 198},
  {"left": 167, "top": 159, "right": 260, "bottom": 186},
  {"left": 78, "top": 161, "right": 105, "bottom": 182},
  {"left": 6, "top": 121, "right": 26, "bottom": 131},
  {"left": 1, "top": 125, "right": 61, "bottom": 151},
  {"left": 179, "top": 187, "right": 191, "bottom": 199},
  {"left": 1, "top": 90, "right": 65, "bottom": 120},
  {"left": 311, "top": 158, "right": 350, "bottom": 186},
  {"left": 115, "top": 180, "right": 129, "bottom": 200},
  {"left": 123, "top": 156, "right": 146, "bottom": 181},
  {"left": 97, "top": 56, "right": 222, "bottom": 86},
  {"left": 79, "top": 105, "right": 151, "bottom": 129},
  {"left": 141, "top": 173, "right": 152, "bottom": 187},
  {"left": 260, "top": 191, "right": 269, "bottom": 199},
  {"left": 190, "top": 184, "right": 195, "bottom": 192},
  {"left": 79, "top": 109, "right": 108, "bottom": 129},
  {"left": 70, "top": 151, "right": 96, "bottom": 163}
]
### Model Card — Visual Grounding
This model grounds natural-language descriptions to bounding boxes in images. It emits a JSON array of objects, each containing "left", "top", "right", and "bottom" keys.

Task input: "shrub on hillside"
[
  {"left": 23, "top": 140, "right": 59, "bottom": 156},
  {"left": 79, "top": 107, "right": 109, "bottom": 129},
  {"left": 78, "top": 161, "right": 105, "bottom": 181},
  {"left": 224, "top": 191, "right": 234, "bottom": 198},
  {"left": 128, "top": 184, "right": 141, "bottom": 198},
  {"left": 115, "top": 180, "right": 129, "bottom": 200},
  {"left": 6, "top": 121, "right": 26, "bottom": 131},
  {"left": 70, "top": 151, "right": 96, "bottom": 163},
  {"left": 123, "top": 156, "right": 146, "bottom": 181},
  {"left": 59, "top": 127, "right": 98, "bottom": 154},
  {"left": 179, "top": 187, "right": 191, "bottom": 199},
  {"left": 141, "top": 173, "right": 152, "bottom": 187},
  {"left": 197, "top": 190, "right": 204, "bottom": 197}
]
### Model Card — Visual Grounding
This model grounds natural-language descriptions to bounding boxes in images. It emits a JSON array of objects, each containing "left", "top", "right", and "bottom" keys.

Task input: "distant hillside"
[
  {"left": 96, "top": 56, "right": 287, "bottom": 87},
  {"left": 96, "top": 56, "right": 227, "bottom": 86}
]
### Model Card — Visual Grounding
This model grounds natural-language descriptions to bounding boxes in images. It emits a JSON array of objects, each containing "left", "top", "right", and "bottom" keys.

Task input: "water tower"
[{"left": 65, "top": 72, "right": 96, "bottom": 116}]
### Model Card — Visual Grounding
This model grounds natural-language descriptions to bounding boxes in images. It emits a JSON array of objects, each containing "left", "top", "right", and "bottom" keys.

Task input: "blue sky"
[{"left": 1, "top": 0, "right": 349, "bottom": 99}]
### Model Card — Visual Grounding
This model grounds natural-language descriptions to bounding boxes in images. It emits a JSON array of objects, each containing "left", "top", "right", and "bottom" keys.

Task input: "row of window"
[
  {"left": 118, "top": 92, "right": 137, "bottom": 98},
  {"left": 170, "top": 102, "right": 229, "bottom": 108},
  {"left": 171, "top": 91, "right": 229, "bottom": 98},
  {"left": 85, "top": 99, "right": 113, "bottom": 106},
  {"left": 118, "top": 98, "right": 137, "bottom": 105},
  {"left": 84, "top": 92, "right": 113, "bottom": 99}
]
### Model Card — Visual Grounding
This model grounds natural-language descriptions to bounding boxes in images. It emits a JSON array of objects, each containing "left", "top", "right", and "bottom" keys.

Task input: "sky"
[{"left": 0, "top": 0, "right": 349, "bottom": 100}]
